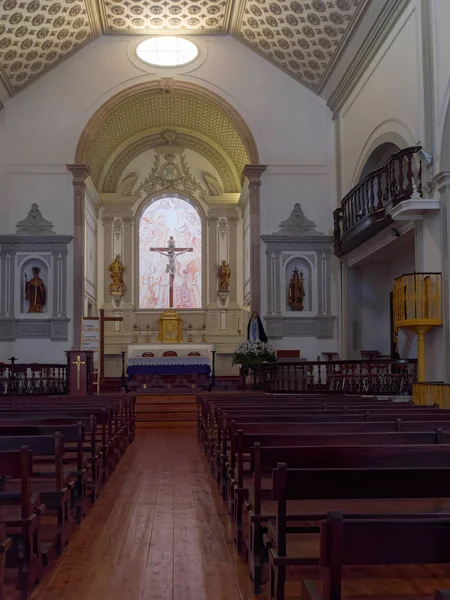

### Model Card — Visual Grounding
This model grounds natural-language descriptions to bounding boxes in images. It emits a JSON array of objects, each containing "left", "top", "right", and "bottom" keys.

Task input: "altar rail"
[
  {"left": 413, "top": 382, "right": 450, "bottom": 408},
  {"left": 261, "top": 359, "right": 417, "bottom": 395},
  {"left": 0, "top": 363, "right": 68, "bottom": 396},
  {"left": 333, "top": 146, "right": 422, "bottom": 256}
]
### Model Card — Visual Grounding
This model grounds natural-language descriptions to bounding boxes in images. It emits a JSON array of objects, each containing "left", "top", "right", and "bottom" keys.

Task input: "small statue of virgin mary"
[{"left": 247, "top": 311, "right": 268, "bottom": 343}]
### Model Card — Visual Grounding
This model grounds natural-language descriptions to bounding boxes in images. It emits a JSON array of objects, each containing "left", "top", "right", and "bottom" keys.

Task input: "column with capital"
[
  {"left": 67, "top": 164, "right": 90, "bottom": 349},
  {"left": 243, "top": 165, "right": 267, "bottom": 314},
  {"left": 207, "top": 216, "right": 218, "bottom": 306}
]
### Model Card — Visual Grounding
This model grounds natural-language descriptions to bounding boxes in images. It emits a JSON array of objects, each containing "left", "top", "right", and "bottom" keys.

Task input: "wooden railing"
[
  {"left": 334, "top": 146, "right": 422, "bottom": 256},
  {"left": 413, "top": 382, "right": 450, "bottom": 408},
  {"left": 261, "top": 359, "right": 417, "bottom": 395},
  {"left": 393, "top": 272, "right": 442, "bottom": 327},
  {"left": 0, "top": 362, "right": 69, "bottom": 396}
]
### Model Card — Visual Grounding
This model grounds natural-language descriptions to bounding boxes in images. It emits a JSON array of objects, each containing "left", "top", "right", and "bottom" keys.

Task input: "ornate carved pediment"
[
  {"left": 278, "top": 203, "right": 321, "bottom": 236},
  {"left": 16, "top": 204, "right": 55, "bottom": 236},
  {"left": 135, "top": 152, "right": 207, "bottom": 199}
]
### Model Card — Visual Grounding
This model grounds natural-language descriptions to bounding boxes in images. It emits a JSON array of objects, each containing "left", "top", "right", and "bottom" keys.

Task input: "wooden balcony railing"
[
  {"left": 393, "top": 272, "right": 442, "bottom": 328},
  {"left": 261, "top": 359, "right": 417, "bottom": 395},
  {"left": 413, "top": 382, "right": 450, "bottom": 409},
  {"left": 0, "top": 362, "right": 69, "bottom": 396},
  {"left": 334, "top": 146, "right": 422, "bottom": 256}
]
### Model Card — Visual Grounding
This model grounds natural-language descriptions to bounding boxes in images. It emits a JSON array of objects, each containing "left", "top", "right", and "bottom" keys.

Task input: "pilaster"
[
  {"left": 228, "top": 215, "right": 239, "bottom": 306},
  {"left": 67, "top": 163, "right": 90, "bottom": 348},
  {"left": 123, "top": 217, "right": 133, "bottom": 306},
  {"left": 102, "top": 216, "right": 114, "bottom": 307},
  {"left": 207, "top": 216, "right": 218, "bottom": 306},
  {"left": 243, "top": 164, "right": 266, "bottom": 314}
]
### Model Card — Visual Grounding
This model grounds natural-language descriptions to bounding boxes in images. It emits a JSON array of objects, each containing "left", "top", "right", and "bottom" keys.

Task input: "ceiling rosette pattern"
[{"left": 0, "top": 0, "right": 367, "bottom": 96}]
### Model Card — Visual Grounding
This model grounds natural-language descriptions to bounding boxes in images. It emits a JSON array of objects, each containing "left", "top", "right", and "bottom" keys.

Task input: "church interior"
[{"left": 2, "top": 0, "right": 450, "bottom": 598}]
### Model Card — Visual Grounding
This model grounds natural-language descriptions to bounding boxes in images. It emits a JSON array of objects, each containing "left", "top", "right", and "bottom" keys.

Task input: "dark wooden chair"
[
  {"left": 163, "top": 351, "right": 177, "bottom": 357},
  {"left": 142, "top": 352, "right": 154, "bottom": 357},
  {"left": 188, "top": 352, "right": 201, "bottom": 356}
]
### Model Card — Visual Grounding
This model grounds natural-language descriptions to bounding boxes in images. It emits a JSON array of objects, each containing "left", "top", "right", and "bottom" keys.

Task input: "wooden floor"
[
  {"left": 30, "top": 429, "right": 450, "bottom": 600},
  {"left": 30, "top": 428, "right": 255, "bottom": 600}
]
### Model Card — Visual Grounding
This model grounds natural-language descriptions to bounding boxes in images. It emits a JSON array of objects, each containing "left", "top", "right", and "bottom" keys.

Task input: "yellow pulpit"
[{"left": 157, "top": 310, "right": 183, "bottom": 343}]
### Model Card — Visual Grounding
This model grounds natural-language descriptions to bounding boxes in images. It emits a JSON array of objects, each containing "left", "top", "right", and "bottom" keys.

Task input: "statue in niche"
[
  {"left": 25, "top": 267, "right": 46, "bottom": 313},
  {"left": 217, "top": 260, "right": 231, "bottom": 292},
  {"left": 108, "top": 254, "right": 126, "bottom": 298},
  {"left": 288, "top": 267, "right": 305, "bottom": 311}
]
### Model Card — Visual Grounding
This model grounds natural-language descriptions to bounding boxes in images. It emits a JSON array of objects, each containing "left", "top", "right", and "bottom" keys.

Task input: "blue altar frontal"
[{"left": 127, "top": 356, "right": 211, "bottom": 378}]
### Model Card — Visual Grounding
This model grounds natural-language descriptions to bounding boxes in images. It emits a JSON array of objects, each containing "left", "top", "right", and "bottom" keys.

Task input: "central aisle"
[{"left": 31, "top": 429, "right": 254, "bottom": 600}]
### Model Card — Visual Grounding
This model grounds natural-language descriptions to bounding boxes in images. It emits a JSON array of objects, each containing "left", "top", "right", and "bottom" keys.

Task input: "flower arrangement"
[{"left": 232, "top": 339, "right": 276, "bottom": 372}]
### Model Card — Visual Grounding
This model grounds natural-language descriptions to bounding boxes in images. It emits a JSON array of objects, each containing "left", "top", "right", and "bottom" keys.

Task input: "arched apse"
[
  {"left": 74, "top": 80, "right": 259, "bottom": 189},
  {"left": 351, "top": 120, "right": 416, "bottom": 188}
]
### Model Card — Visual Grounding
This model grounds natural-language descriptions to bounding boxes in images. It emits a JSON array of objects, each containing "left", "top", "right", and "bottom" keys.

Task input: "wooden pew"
[
  {"left": 0, "top": 447, "right": 44, "bottom": 600},
  {"left": 0, "top": 523, "right": 11, "bottom": 600},
  {"left": 301, "top": 512, "right": 450, "bottom": 600},
  {"left": 0, "top": 434, "right": 72, "bottom": 556},
  {"left": 245, "top": 443, "right": 450, "bottom": 590},
  {"left": 220, "top": 413, "right": 450, "bottom": 502},
  {"left": 269, "top": 463, "right": 450, "bottom": 600}
]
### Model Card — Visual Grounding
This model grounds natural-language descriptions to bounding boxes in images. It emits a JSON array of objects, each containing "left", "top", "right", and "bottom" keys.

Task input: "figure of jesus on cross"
[{"left": 150, "top": 236, "right": 193, "bottom": 308}]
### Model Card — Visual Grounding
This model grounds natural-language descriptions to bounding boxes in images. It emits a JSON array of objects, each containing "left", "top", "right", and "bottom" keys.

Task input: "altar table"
[{"left": 127, "top": 356, "right": 211, "bottom": 378}]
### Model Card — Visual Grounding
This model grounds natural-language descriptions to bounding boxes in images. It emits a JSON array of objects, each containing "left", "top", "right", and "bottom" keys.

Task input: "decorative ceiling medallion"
[
  {"left": 235, "top": 0, "right": 365, "bottom": 90},
  {"left": 0, "top": 0, "right": 96, "bottom": 93},
  {"left": 99, "top": 0, "right": 232, "bottom": 34}
]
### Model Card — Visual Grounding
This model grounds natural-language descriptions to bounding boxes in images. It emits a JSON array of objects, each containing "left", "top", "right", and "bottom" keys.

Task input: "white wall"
[
  {"left": 358, "top": 237, "right": 416, "bottom": 360},
  {"left": 432, "top": 0, "right": 450, "bottom": 169},
  {"left": 337, "top": 0, "right": 423, "bottom": 193},
  {"left": 0, "top": 34, "right": 336, "bottom": 361}
]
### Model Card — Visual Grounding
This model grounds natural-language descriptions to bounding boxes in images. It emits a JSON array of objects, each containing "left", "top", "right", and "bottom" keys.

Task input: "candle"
[
  {"left": 122, "top": 344, "right": 125, "bottom": 352},
  {"left": 211, "top": 343, "right": 216, "bottom": 351}
]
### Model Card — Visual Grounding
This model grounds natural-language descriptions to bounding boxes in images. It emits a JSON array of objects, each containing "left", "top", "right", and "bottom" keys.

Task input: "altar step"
[{"left": 135, "top": 394, "right": 197, "bottom": 427}]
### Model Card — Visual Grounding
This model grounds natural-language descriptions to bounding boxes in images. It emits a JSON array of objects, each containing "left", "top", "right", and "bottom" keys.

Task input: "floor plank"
[{"left": 30, "top": 429, "right": 244, "bottom": 600}]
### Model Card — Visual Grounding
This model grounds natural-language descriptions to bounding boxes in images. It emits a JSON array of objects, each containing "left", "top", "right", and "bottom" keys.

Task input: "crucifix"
[
  {"left": 72, "top": 355, "right": 85, "bottom": 390},
  {"left": 149, "top": 236, "right": 193, "bottom": 308}
]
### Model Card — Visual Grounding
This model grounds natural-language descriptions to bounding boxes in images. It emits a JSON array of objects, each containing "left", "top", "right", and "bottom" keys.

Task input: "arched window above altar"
[{"left": 139, "top": 195, "right": 203, "bottom": 309}]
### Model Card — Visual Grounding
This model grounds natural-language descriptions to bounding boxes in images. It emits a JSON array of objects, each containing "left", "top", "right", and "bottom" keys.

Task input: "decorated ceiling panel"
[
  {"left": 234, "top": 0, "right": 365, "bottom": 91},
  {"left": 86, "top": 90, "right": 249, "bottom": 185},
  {"left": 0, "top": 0, "right": 96, "bottom": 94},
  {"left": 99, "top": 0, "right": 232, "bottom": 34},
  {"left": 0, "top": 0, "right": 368, "bottom": 96}
]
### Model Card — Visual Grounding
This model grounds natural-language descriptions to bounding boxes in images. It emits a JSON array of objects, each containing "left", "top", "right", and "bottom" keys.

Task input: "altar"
[{"left": 126, "top": 343, "right": 214, "bottom": 389}]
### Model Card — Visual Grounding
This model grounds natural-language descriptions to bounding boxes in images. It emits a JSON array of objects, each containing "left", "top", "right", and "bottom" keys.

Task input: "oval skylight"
[{"left": 136, "top": 37, "right": 199, "bottom": 68}]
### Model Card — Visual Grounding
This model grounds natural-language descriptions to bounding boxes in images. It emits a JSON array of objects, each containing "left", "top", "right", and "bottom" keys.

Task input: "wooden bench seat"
[
  {"left": 301, "top": 513, "right": 450, "bottom": 600},
  {"left": 267, "top": 465, "right": 450, "bottom": 600}
]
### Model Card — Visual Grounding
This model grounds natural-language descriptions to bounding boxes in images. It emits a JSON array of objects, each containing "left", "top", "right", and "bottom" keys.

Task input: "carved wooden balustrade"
[
  {"left": 392, "top": 272, "right": 442, "bottom": 382},
  {"left": 333, "top": 146, "right": 422, "bottom": 256},
  {"left": 261, "top": 359, "right": 417, "bottom": 395},
  {"left": 0, "top": 362, "right": 69, "bottom": 396},
  {"left": 393, "top": 272, "right": 442, "bottom": 327}
]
